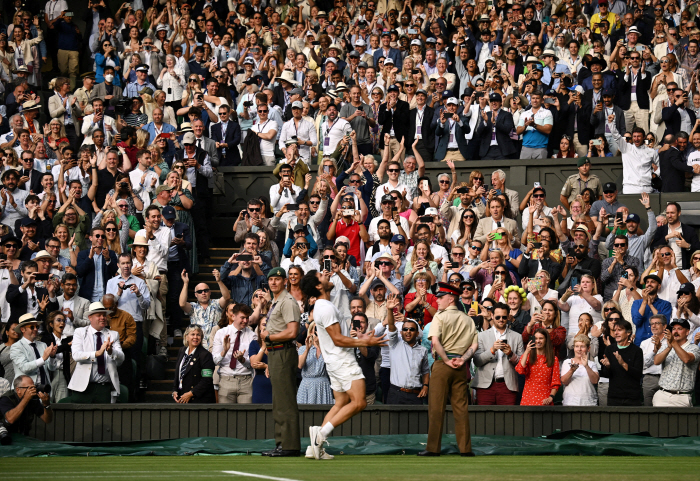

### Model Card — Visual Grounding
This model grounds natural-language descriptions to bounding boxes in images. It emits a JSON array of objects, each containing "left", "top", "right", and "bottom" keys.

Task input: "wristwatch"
[{"left": 265, "top": 333, "right": 271, "bottom": 344}]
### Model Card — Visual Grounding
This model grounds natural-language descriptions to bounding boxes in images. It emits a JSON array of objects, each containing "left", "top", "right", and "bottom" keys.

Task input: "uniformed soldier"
[
  {"left": 74, "top": 71, "right": 97, "bottom": 137},
  {"left": 259, "top": 267, "right": 301, "bottom": 457},
  {"left": 559, "top": 158, "right": 603, "bottom": 210},
  {"left": 419, "top": 282, "right": 478, "bottom": 457}
]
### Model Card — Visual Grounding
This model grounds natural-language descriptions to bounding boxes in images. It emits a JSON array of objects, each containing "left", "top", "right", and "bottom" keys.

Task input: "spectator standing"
[
  {"left": 179, "top": 269, "right": 231, "bottom": 350},
  {"left": 651, "top": 202, "right": 700, "bottom": 270},
  {"left": 601, "top": 235, "right": 643, "bottom": 301},
  {"left": 384, "top": 295, "right": 429, "bottom": 405},
  {"left": 351, "top": 313, "right": 380, "bottom": 405},
  {"left": 560, "top": 334, "right": 600, "bottom": 406},
  {"left": 249, "top": 318, "right": 272, "bottom": 404},
  {"left": 609, "top": 121, "right": 658, "bottom": 193},
  {"left": 632, "top": 274, "right": 673, "bottom": 346},
  {"left": 600, "top": 319, "right": 644, "bottom": 406},
  {"left": 652, "top": 318, "right": 700, "bottom": 407},
  {"left": 659, "top": 134, "right": 698, "bottom": 193},
  {"left": 10, "top": 314, "right": 57, "bottom": 386},
  {"left": 473, "top": 302, "right": 524, "bottom": 405},
  {"left": 516, "top": 328, "right": 561, "bottom": 406},
  {"left": 75, "top": 227, "right": 119, "bottom": 302},
  {"left": 172, "top": 325, "right": 216, "bottom": 404},
  {"left": 641, "top": 314, "right": 667, "bottom": 406},
  {"left": 62, "top": 302, "right": 124, "bottom": 403},
  {"left": 559, "top": 159, "right": 603, "bottom": 211},
  {"left": 212, "top": 304, "right": 256, "bottom": 404},
  {"left": 516, "top": 90, "right": 553, "bottom": 159},
  {"left": 339, "top": 86, "right": 375, "bottom": 156},
  {"left": 297, "top": 325, "right": 334, "bottom": 405}
]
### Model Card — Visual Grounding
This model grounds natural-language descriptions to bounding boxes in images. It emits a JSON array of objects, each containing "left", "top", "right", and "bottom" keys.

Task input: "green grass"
[{"left": 0, "top": 456, "right": 696, "bottom": 481}]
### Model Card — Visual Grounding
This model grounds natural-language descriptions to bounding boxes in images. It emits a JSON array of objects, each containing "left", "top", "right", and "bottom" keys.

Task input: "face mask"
[{"left": 104, "top": 74, "right": 114, "bottom": 83}]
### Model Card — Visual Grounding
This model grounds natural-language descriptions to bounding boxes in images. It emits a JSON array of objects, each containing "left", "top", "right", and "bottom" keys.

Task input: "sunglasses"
[
  {"left": 439, "top": 180, "right": 450, "bottom": 184},
  {"left": 470, "top": 245, "right": 480, "bottom": 250},
  {"left": 494, "top": 271, "right": 508, "bottom": 275},
  {"left": 614, "top": 243, "right": 627, "bottom": 247},
  {"left": 603, "top": 307, "right": 616, "bottom": 312},
  {"left": 248, "top": 207, "right": 261, "bottom": 212},
  {"left": 106, "top": 228, "right": 118, "bottom": 232},
  {"left": 660, "top": 252, "right": 672, "bottom": 257},
  {"left": 377, "top": 261, "right": 393, "bottom": 266},
  {"left": 189, "top": 79, "right": 199, "bottom": 82},
  {"left": 258, "top": 109, "right": 268, "bottom": 113},
  {"left": 387, "top": 169, "right": 400, "bottom": 173},
  {"left": 464, "top": 286, "right": 475, "bottom": 291},
  {"left": 5, "top": 244, "right": 19, "bottom": 249},
  {"left": 484, "top": 305, "right": 495, "bottom": 311},
  {"left": 402, "top": 327, "right": 417, "bottom": 332},
  {"left": 452, "top": 252, "right": 465, "bottom": 257},
  {"left": 532, "top": 194, "right": 545, "bottom": 198},
  {"left": 173, "top": 166, "right": 185, "bottom": 170},
  {"left": 494, "top": 316, "right": 508, "bottom": 320},
  {"left": 463, "top": 215, "right": 475, "bottom": 219},
  {"left": 349, "top": 179, "right": 361, "bottom": 184},
  {"left": 195, "top": 289, "right": 210, "bottom": 294},
  {"left": 296, "top": 243, "right": 309, "bottom": 248},
  {"left": 117, "top": 204, "right": 128, "bottom": 208},
  {"left": 93, "top": 234, "right": 105, "bottom": 239},
  {"left": 309, "top": 201, "right": 320, "bottom": 205}
]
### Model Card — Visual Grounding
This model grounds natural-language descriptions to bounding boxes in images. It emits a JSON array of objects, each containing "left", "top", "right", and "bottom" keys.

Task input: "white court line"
[{"left": 222, "top": 471, "right": 303, "bottom": 481}]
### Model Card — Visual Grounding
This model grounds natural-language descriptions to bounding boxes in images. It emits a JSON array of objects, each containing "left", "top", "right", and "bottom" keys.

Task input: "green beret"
[{"left": 267, "top": 267, "right": 287, "bottom": 279}]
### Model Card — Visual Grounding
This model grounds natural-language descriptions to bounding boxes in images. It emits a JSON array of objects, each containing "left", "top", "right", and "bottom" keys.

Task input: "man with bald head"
[
  {"left": 143, "top": 107, "right": 176, "bottom": 144},
  {"left": 179, "top": 269, "right": 231, "bottom": 350}
]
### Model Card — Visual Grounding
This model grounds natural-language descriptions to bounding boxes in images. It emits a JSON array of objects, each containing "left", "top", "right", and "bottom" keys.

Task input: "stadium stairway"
[{"left": 144, "top": 246, "right": 230, "bottom": 402}]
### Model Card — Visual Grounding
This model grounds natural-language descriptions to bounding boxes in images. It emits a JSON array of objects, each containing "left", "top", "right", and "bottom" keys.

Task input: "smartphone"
[
  {"left": 591, "top": 139, "right": 602, "bottom": 146},
  {"left": 392, "top": 206, "right": 397, "bottom": 212},
  {"left": 237, "top": 254, "right": 253, "bottom": 261},
  {"left": 494, "top": 274, "right": 502, "bottom": 282},
  {"left": 471, "top": 301, "right": 479, "bottom": 314},
  {"left": 346, "top": 186, "right": 356, "bottom": 194},
  {"left": 493, "top": 232, "right": 503, "bottom": 240},
  {"left": 616, "top": 212, "right": 624, "bottom": 223},
  {"left": 533, "top": 242, "right": 542, "bottom": 249},
  {"left": 533, "top": 305, "right": 542, "bottom": 315},
  {"left": 0, "top": 253, "right": 6, "bottom": 261},
  {"left": 571, "top": 276, "right": 579, "bottom": 291},
  {"left": 607, "top": 216, "right": 615, "bottom": 229},
  {"left": 287, "top": 204, "right": 299, "bottom": 211},
  {"left": 352, "top": 319, "right": 362, "bottom": 331},
  {"left": 420, "top": 180, "right": 429, "bottom": 191},
  {"left": 457, "top": 187, "right": 470, "bottom": 194},
  {"left": 448, "top": 262, "right": 459, "bottom": 269},
  {"left": 159, "top": 133, "right": 171, "bottom": 139},
  {"left": 323, "top": 259, "right": 332, "bottom": 272},
  {"left": 343, "top": 209, "right": 355, "bottom": 216},
  {"left": 35, "top": 273, "right": 50, "bottom": 281},
  {"left": 419, "top": 215, "right": 433, "bottom": 223},
  {"left": 621, "top": 271, "right": 629, "bottom": 279},
  {"left": 534, "top": 182, "right": 541, "bottom": 188},
  {"left": 176, "top": 233, "right": 184, "bottom": 239},
  {"left": 324, "top": 166, "right": 330, "bottom": 174},
  {"left": 494, "top": 189, "right": 502, "bottom": 196}
]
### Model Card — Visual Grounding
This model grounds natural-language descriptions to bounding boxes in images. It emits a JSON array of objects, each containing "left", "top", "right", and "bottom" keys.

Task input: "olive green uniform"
[
  {"left": 560, "top": 173, "right": 603, "bottom": 204},
  {"left": 427, "top": 305, "right": 477, "bottom": 454},
  {"left": 266, "top": 289, "right": 301, "bottom": 450}
]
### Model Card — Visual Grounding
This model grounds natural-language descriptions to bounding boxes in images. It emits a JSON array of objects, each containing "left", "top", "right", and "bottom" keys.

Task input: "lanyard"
[
  {"left": 325, "top": 120, "right": 338, "bottom": 137},
  {"left": 417, "top": 108, "right": 424, "bottom": 124},
  {"left": 258, "top": 119, "right": 271, "bottom": 132}
]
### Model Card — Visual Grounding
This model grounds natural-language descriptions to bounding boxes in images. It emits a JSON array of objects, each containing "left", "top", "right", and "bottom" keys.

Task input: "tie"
[
  {"left": 197, "top": 139, "right": 202, "bottom": 149},
  {"left": 180, "top": 350, "right": 194, "bottom": 382},
  {"left": 95, "top": 332, "right": 106, "bottom": 375},
  {"left": 29, "top": 343, "right": 49, "bottom": 386},
  {"left": 229, "top": 330, "right": 242, "bottom": 369}
]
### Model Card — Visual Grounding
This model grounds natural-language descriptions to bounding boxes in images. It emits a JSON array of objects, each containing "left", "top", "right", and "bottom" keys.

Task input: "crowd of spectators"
[{"left": 2, "top": 0, "right": 700, "bottom": 438}]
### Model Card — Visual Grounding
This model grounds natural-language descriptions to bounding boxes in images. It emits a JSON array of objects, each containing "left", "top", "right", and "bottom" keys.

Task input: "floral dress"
[
  {"left": 516, "top": 354, "right": 562, "bottom": 406},
  {"left": 169, "top": 188, "right": 197, "bottom": 273},
  {"left": 296, "top": 345, "right": 334, "bottom": 405}
]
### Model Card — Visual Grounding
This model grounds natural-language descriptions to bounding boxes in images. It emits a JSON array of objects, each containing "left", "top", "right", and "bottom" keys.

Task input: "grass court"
[{"left": 1, "top": 455, "right": 697, "bottom": 481}]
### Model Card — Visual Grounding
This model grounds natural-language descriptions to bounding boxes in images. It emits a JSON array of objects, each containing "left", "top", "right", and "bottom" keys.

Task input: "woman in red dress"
[
  {"left": 516, "top": 328, "right": 562, "bottom": 406},
  {"left": 521, "top": 299, "right": 567, "bottom": 351}
]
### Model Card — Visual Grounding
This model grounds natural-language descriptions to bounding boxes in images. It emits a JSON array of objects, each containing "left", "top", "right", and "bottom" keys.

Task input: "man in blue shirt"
[
  {"left": 123, "top": 65, "right": 156, "bottom": 99},
  {"left": 516, "top": 88, "right": 553, "bottom": 159},
  {"left": 55, "top": 12, "right": 81, "bottom": 90},
  {"left": 632, "top": 274, "right": 673, "bottom": 346}
]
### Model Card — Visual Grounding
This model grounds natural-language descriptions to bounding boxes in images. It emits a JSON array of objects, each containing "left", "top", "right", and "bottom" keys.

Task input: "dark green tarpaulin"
[{"left": 4, "top": 431, "right": 700, "bottom": 457}]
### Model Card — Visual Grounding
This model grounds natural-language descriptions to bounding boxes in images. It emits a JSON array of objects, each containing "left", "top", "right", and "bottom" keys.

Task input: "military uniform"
[
  {"left": 266, "top": 287, "right": 301, "bottom": 451},
  {"left": 427, "top": 304, "right": 477, "bottom": 454},
  {"left": 560, "top": 173, "right": 603, "bottom": 204}
]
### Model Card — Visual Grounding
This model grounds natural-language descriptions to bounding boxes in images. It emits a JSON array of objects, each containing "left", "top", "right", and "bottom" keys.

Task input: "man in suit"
[
  {"left": 75, "top": 227, "right": 119, "bottom": 302},
  {"left": 139, "top": 37, "right": 165, "bottom": 84},
  {"left": 58, "top": 273, "right": 91, "bottom": 336},
  {"left": 434, "top": 97, "right": 470, "bottom": 162},
  {"left": 373, "top": 31, "right": 402, "bottom": 70},
  {"left": 407, "top": 89, "right": 435, "bottom": 162},
  {"left": 61, "top": 301, "right": 124, "bottom": 403},
  {"left": 660, "top": 134, "right": 699, "bottom": 193},
  {"left": 474, "top": 93, "right": 517, "bottom": 160},
  {"left": 234, "top": 198, "right": 278, "bottom": 244},
  {"left": 89, "top": 66, "right": 123, "bottom": 115},
  {"left": 651, "top": 202, "right": 700, "bottom": 270},
  {"left": 473, "top": 197, "right": 520, "bottom": 247},
  {"left": 378, "top": 85, "right": 410, "bottom": 159},
  {"left": 47, "top": 77, "right": 81, "bottom": 149},
  {"left": 7, "top": 261, "right": 59, "bottom": 325},
  {"left": 142, "top": 108, "right": 176, "bottom": 145},
  {"left": 9, "top": 314, "right": 58, "bottom": 384},
  {"left": 160, "top": 205, "right": 193, "bottom": 335},
  {"left": 590, "top": 88, "right": 626, "bottom": 154},
  {"left": 619, "top": 50, "right": 651, "bottom": 134},
  {"left": 518, "top": 240, "right": 563, "bottom": 288},
  {"left": 210, "top": 105, "right": 241, "bottom": 166},
  {"left": 472, "top": 302, "right": 524, "bottom": 405},
  {"left": 18, "top": 150, "right": 43, "bottom": 194},
  {"left": 662, "top": 88, "right": 697, "bottom": 136}
]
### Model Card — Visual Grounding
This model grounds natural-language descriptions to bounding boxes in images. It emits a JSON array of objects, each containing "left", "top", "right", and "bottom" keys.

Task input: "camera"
[
  {"left": 35, "top": 383, "right": 51, "bottom": 394},
  {"left": 0, "top": 419, "right": 10, "bottom": 445},
  {"left": 115, "top": 98, "right": 132, "bottom": 116},
  {"left": 243, "top": 101, "right": 253, "bottom": 108}
]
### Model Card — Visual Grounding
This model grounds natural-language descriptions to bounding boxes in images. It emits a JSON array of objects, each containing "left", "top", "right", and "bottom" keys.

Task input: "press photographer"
[{"left": 0, "top": 375, "right": 53, "bottom": 442}]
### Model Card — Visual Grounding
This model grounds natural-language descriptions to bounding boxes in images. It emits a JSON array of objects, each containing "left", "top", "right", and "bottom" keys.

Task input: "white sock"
[{"left": 320, "top": 422, "right": 334, "bottom": 438}]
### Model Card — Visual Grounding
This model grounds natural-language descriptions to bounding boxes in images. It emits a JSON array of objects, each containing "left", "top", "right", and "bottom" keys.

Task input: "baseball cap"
[
  {"left": 355, "top": 38, "right": 366, "bottom": 46},
  {"left": 446, "top": 97, "right": 459, "bottom": 105},
  {"left": 626, "top": 213, "right": 641, "bottom": 223},
  {"left": 387, "top": 84, "right": 400, "bottom": 92},
  {"left": 182, "top": 132, "right": 196, "bottom": 145},
  {"left": 568, "top": 85, "right": 585, "bottom": 95},
  {"left": 669, "top": 318, "right": 691, "bottom": 329},
  {"left": 384, "top": 58, "right": 395, "bottom": 65},
  {"left": 381, "top": 194, "right": 394, "bottom": 203},
  {"left": 348, "top": 50, "right": 360, "bottom": 58},
  {"left": 156, "top": 184, "right": 174, "bottom": 195},
  {"left": 411, "top": 39, "right": 422, "bottom": 46},
  {"left": 602, "top": 88, "right": 616, "bottom": 97},
  {"left": 489, "top": 92, "right": 502, "bottom": 102},
  {"left": 358, "top": 61, "right": 368, "bottom": 68},
  {"left": 391, "top": 234, "right": 406, "bottom": 244},
  {"left": 426, "top": 37, "right": 437, "bottom": 43},
  {"left": 21, "top": 217, "right": 37, "bottom": 226},
  {"left": 162, "top": 206, "right": 177, "bottom": 220},
  {"left": 291, "top": 100, "right": 303, "bottom": 109},
  {"left": 603, "top": 182, "right": 617, "bottom": 193}
]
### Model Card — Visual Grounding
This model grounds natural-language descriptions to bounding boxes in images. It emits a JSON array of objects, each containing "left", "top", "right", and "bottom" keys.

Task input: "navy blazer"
[
  {"left": 474, "top": 109, "right": 517, "bottom": 157},
  {"left": 662, "top": 104, "right": 697, "bottom": 136},
  {"left": 651, "top": 222, "right": 700, "bottom": 269},
  {"left": 377, "top": 99, "right": 410, "bottom": 149},
  {"left": 434, "top": 114, "right": 471, "bottom": 160},
  {"left": 172, "top": 345, "right": 216, "bottom": 403},
  {"left": 210, "top": 120, "right": 242, "bottom": 167},
  {"left": 373, "top": 47, "right": 403, "bottom": 71},
  {"left": 75, "top": 249, "right": 119, "bottom": 301},
  {"left": 407, "top": 105, "right": 436, "bottom": 153},
  {"left": 7, "top": 284, "right": 58, "bottom": 324}
]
